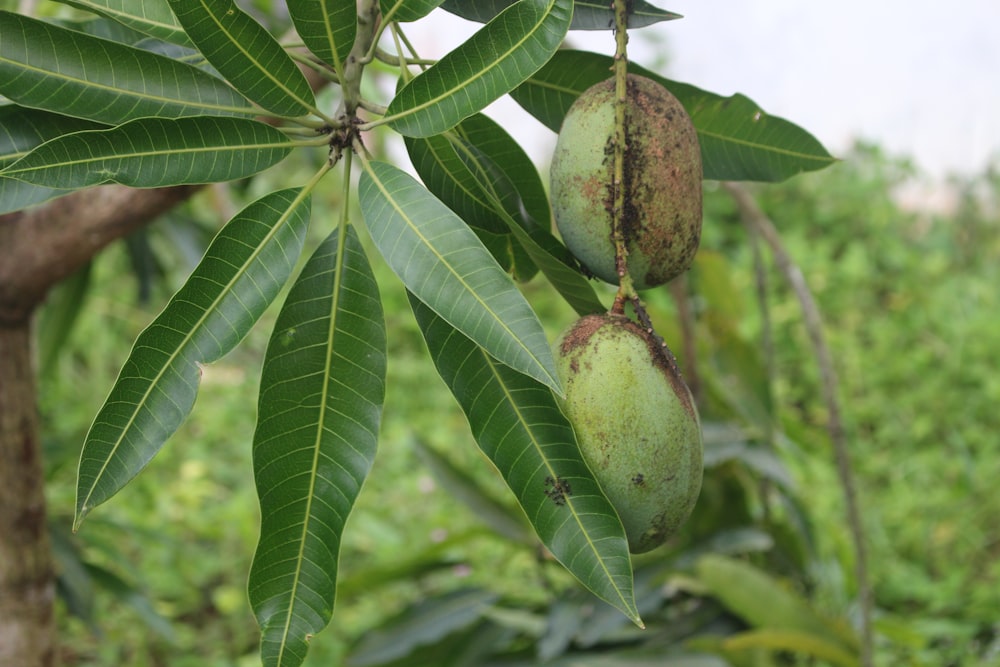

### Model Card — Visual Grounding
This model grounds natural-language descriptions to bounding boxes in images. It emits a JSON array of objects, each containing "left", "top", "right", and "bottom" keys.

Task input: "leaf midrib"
[
  {"left": 77, "top": 190, "right": 306, "bottom": 520},
  {"left": 386, "top": 0, "right": 557, "bottom": 127},
  {"left": 192, "top": 0, "right": 315, "bottom": 115},
  {"left": 419, "top": 131, "right": 498, "bottom": 214},
  {"left": 4, "top": 137, "right": 286, "bottom": 181},
  {"left": 366, "top": 163, "right": 554, "bottom": 389},
  {"left": 0, "top": 55, "right": 253, "bottom": 117},
  {"left": 480, "top": 351, "right": 638, "bottom": 622},
  {"left": 275, "top": 226, "right": 348, "bottom": 664}
]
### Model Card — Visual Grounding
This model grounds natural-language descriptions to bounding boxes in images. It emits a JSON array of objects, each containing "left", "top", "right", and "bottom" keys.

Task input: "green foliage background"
[
  {"left": 37, "top": 143, "right": 1000, "bottom": 665},
  {"left": 6, "top": 0, "right": 995, "bottom": 664}
]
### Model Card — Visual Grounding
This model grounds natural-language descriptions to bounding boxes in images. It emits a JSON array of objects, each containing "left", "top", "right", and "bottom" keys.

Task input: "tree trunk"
[
  {"left": 0, "top": 184, "right": 199, "bottom": 666},
  {"left": 0, "top": 324, "right": 54, "bottom": 667}
]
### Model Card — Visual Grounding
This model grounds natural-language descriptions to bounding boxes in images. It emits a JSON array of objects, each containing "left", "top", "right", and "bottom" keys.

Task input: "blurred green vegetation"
[
  {"left": 37, "top": 143, "right": 1000, "bottom": 665},
  {"left": 744, "top": 146, "right": 1000, "bottom": 665}
]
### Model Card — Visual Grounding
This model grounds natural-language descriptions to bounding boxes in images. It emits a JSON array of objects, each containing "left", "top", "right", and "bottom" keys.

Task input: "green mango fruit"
[
  {"left": 550, "top": 74, "right": 703, "bottom": 289},
  {"left": 555, "top": 313, "right": 703, "bottom": 553}
]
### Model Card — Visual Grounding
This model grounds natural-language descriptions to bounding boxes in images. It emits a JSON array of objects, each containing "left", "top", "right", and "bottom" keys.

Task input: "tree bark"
[
  {"left": 0, "top": 184, "right": 197, "bottom": 666},
  {"left": 0, "top": 184, "right": 199, "bottom": 326},
  {"left": 0, "top": 324, "right": 54, "bottom": 667}
]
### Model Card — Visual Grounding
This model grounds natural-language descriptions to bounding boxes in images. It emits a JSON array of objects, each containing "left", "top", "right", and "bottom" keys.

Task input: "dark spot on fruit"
[{"left": 550, "top": 74, "right": 703, "bottom": 289}]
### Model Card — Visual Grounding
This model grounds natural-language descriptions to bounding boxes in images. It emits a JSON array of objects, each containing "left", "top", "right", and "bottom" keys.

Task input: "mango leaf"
[
  {"left": 0, "top": 12, "right": 253, "bottom": 124},
  {"left": 405, "top": 115, "right": 602, "bottom": 314},
  {"left": 504, "top": 208, "right": 606, "bottom": 316},
  {"left": 509, "top": 50, "right": 836, "bottom": 182},
  {"left": 249, "top": 224, "right": 386, "bottom": 667},
  {"left": 405, "top": 130, "right": 510, "bottom": 235},
  {"left": 441, "top": 0, "right": 679, "bottom": 29},
  {"left": 0, "top": 106, "right": 104, "bottom": 166},
  {"left": 0, "top": 107, "right": 92, "bottom": 210},
  {"left": 0, "top": 177, "right": 69, "bottom": 215},
  {"left": 696, "top": 555, "right": 859, "bottom": 652},
  {"left": 442, "top": 124, "right": 545, "bottom": 283},
  {"left": 1, "top": 116, "right": 291, "bottom": 190},
  {"left": 405, "top": 125, "right": 544, "bottom": 280},
  {"left": 286, "top": 0, "right": 355, "bottom": 76},
  {"left": 723, "top": 629, "right": 859, "bottom": 667},
  {"left": 465, "top": 156, "right": 605, "bottom": 315},
  {"left": 454, "top": 113, "right": 551, "bottom": 229},
  {"left": 445, "top": 114, "right": 605, "bottom": 315},
  {"left": 380, "top": 0, "right": 444, "bottom": 23},
  {"left": 53, "top": 15, "right": 154, "bottom": 45},
  {"left": 409, "top": 295, "right": 641, "bottom": 626},
  {"left": 348, "top": 589, "right": 498, "bottom": 667},
  {"left": 413, "top": 439, "right": 532, "bottom": 544},
  {"left": 384, "top": 0, "right": 571, "bottom": 137},
  {"left": 167, "top": 0, "right": 316, "bottom": 117},
  {"left": 358, "top": 160, "right": 561, "bottom": 394},
  {"left": 74, "top": 187, "right": 311, "bottom": 528},
  {"left": 474, "top": 227, "right": 534, "bottom": 279},
  {"left": 52, "top": 0, "right": 192, "bottom": 44}
]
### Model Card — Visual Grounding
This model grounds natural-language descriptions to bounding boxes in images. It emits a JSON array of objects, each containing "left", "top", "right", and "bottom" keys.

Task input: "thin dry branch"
[
  {"left": 668, "top": 275, "right": 701, "bottom": 404},
  {"left": 724, "top": 181, "right": 873, "bottom": 667}
]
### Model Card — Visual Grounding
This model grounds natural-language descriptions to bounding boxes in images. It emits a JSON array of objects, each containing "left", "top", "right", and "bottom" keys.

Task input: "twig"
[
  {"left": 747, "top": 215, "right": 775, "bottom": 522},
  {"left": 668, "top": 275, "right": 701, "bottom": 405},
  {"left": 724, "top": 182, "right": 873, "bottom": 667}
]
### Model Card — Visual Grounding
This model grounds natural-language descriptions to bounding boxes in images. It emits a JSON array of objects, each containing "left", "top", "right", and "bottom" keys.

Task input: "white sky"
[
  {"left": 657, "top": 0, "right": 1000, "bottom": 178},
  {"left": 411, "top": 1, "right": 1000, "bottom": 180}
]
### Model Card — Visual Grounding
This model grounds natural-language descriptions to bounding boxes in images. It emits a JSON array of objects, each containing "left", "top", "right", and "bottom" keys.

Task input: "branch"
[
  {"left": 341, "top": 0, "right": 380, "bottom": 118},
  {"left": 0, "top": 44, "right": 334, "bottom": 327},
  {"left": 723, "top": 182, "right": 873, "bottom": 667},
  {"left": 0, "top": 185, "right": 201, "bottom": 326},
  {"left": 668, "top": 274, "right": 701, "bottom": 404}
]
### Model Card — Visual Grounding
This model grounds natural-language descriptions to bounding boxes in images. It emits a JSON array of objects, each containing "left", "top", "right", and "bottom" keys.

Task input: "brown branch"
[
  {"left": 0, "top": 324, "right": 52, "bottom": 667},
  {"left": 0, "top": 46, "right": 335, "bottom": 327},
  {"left": 0, "top": 184, "right": 201, "bottom": 326},
  {"left": 724, "top": 182, "right": 873, "bottom": 667}
]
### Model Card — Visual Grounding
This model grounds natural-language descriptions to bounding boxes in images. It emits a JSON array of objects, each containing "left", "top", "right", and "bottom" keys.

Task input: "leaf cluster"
[{"left": 0, "top": 2, "right": 835, "bottom": 665}]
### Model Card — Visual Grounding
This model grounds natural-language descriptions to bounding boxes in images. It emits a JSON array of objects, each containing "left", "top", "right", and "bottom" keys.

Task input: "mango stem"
[{"left": 610, "top": 1, "right": 639, "bottom": 312}]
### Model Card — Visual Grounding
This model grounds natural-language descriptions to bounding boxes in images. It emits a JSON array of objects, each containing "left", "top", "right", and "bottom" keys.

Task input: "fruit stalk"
[{"left": 611, "top": 0, "right": 634, "bottom": 310}]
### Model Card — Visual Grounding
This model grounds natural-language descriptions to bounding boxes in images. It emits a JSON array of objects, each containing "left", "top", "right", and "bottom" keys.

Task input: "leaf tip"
[
  {"left": 549, "top": 378, "right": 566, "bottom": 399},
  {"left": 72, "top": 508, "right": 89, "bottom": 533}
]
